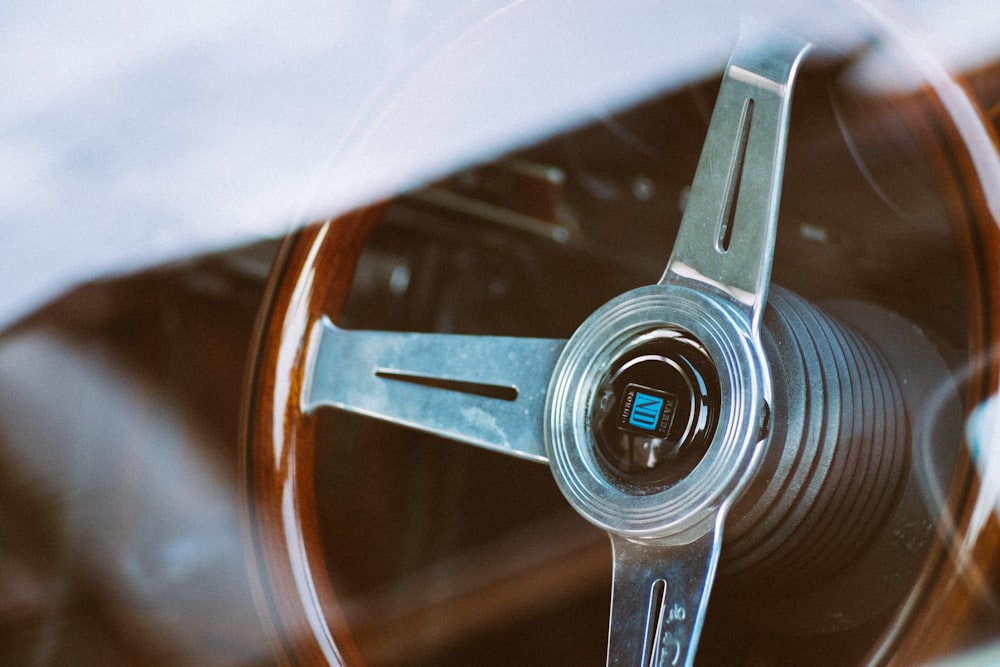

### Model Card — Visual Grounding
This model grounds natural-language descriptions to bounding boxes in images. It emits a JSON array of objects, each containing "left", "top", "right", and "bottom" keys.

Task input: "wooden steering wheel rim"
[
  {"left": 242, "top": 93, "right": 1000, "bottom": 666},
  {"left": 243, "top": 207, "right": 384, "bottom": 666}
]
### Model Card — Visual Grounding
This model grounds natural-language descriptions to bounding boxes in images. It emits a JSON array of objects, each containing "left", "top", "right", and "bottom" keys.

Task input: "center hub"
[
  {"left": 592, "top": 330, "right": 720, "bottom": 490},
  {"left": 544, "top": 283, "right": 767, "bottom": 538}
]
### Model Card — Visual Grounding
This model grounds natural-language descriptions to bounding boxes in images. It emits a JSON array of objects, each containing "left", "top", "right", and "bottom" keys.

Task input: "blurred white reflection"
[
  {"left": 4, "top": 0, "right": 999, "bottom": 330},
  {"left": 967, "top": 391, "right": 1000, "bottom": 549}
]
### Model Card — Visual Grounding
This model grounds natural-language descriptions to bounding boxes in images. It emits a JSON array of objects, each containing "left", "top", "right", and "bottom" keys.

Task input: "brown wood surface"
[{"left": 242, "top": 208, "right": 384, "bottom": 666}]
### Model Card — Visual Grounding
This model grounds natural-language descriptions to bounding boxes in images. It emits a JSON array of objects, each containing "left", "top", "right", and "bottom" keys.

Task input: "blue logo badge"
[
  {"left": 628, "top": 391, "right": 664, "bottom": 431},
  {"left": 617, "top": 384, "right": 677, "bottom": 437}
]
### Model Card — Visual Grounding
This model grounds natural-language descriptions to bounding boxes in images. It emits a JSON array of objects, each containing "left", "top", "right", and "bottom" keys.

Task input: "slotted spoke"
[
  {"left": 607, "top": 514, "right": 723, "bottom": 667},
  {"left": 661, "top": 21, "right": 811, "bottom": 328},
  {"left": 600, "top": 22, "right": 811, "bottom": 667},
  {"left": 302, "top": 317, "right": 565, "bottom": 462}
]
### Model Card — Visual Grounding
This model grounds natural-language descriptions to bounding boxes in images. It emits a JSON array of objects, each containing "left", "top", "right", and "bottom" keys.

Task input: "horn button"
[
  {"left": 593, "top": 330, "right": 720, "bottom": 491},
  {"left": 544, "top": 284, "right": 768, "bottom": 539}
]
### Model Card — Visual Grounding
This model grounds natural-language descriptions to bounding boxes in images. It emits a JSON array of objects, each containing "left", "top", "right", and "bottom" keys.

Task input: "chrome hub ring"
[{"left": 544, "top": 282, "right": 770, "bottom": 539}]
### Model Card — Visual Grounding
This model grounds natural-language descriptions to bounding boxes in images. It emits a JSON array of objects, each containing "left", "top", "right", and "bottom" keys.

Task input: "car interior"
[{"left": 3, "top": 4, "right": 1000, "bottom": 666}]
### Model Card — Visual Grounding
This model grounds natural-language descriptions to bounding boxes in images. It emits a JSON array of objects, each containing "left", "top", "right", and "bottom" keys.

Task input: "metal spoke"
[
  {"left": 661, "top": 21, "right": 811, "bottom": 328},
  {"left": 302, "top": 317, "right": 565, "bottom": 463},
  {"left": 607, "top": 512, "right": 724, "bottom": 667}
]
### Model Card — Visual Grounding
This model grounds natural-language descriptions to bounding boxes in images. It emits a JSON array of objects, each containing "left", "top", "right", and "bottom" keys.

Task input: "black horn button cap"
[{"left": 592, "top": 330, "right": 720, "bottom": 492}]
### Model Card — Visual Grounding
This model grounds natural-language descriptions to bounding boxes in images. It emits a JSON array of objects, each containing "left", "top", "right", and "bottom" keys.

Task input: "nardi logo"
[
  {"left": 617, "top": 383, "right": 677, "bottom": 438},
  {"left": 629, "top": 392, "right": 664, "bottom": 430}
]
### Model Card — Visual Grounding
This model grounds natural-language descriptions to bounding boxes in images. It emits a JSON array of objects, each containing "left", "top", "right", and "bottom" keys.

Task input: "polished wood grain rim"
[{"left": 242, "top": 207, "right": 384, "bottom": 665}]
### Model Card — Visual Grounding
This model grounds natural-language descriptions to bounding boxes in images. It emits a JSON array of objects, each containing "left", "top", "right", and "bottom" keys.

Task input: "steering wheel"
[{"left": 243, "top": 17, "right": 1000, "bottom": 667}]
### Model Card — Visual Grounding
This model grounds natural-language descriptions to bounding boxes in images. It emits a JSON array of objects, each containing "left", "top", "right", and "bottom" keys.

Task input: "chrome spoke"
[
  {"left": 607, "top": 513, "right": 724, "bottom": 667},
  {"left": 302, "top": 317, "right": 564, "bottom": 463},
  {"left": 661, "top": 21, "right": 811, "bottom": 328}
]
